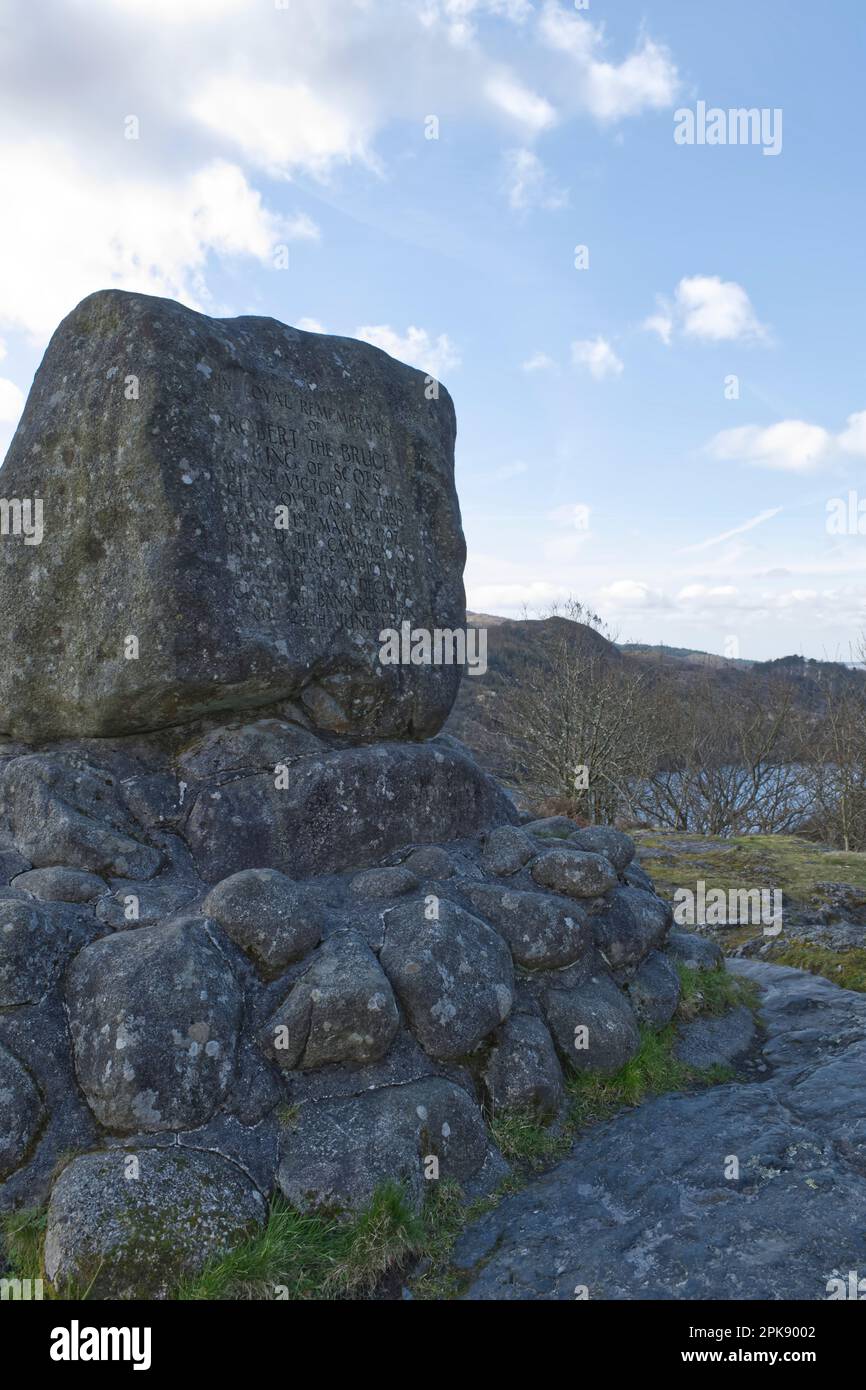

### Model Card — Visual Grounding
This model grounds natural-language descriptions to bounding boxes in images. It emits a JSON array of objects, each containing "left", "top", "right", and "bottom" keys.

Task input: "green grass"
[
  {"left": 676, "top": 961, "right": 761, "bottom": 1020},
  {"left": 1, "top": 1207, "right": 48, "bottom": 1287},
  {"left": 487, "top": 1106, "right": 571, "bottom": 1169},
  {"left": 633, "top": 830, "right": 866, "bottom": 906},
  {"left": 634, "top": 829, "right": 866, "bottom": 993},
  {"left": 768, "top": 942, "right": 866, "bottom": 993},
  {"left": 488, "top": 965, "right": 758, "bottom": 1164},
  {"left": 407, "top": 1178, "right": 521, "bottom": 1301},
  {"left": 566, "top": 1024, "right": 695, "bottom": 1127}
]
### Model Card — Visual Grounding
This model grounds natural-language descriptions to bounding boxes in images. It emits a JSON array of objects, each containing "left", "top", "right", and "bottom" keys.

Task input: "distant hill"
[
  {"left": 446, "top": 613, "right": 866, "bottom": 776},
  {"left": 620, "top": 642, "right": 753, "bottom": 670}
]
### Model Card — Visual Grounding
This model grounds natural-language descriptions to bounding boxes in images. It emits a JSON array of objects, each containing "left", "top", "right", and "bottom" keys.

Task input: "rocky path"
[{"left": 454, "top": 961, "right": 866, "bottom": 1300}]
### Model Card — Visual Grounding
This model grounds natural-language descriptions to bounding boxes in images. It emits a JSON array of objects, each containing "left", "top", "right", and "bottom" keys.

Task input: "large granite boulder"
[
  {"left": 380, "top": 899, "right": 515, "bottom": 1061},
  {"left": 261, "top": 929, "right": 399, "bottom": 1070},
  {"left": 0, "top": 289, "right": 465, "bottom": 742},
  {"left": 65, "top": 919, "right": 243, "bottom": 1133},
  {"left": 44, "top": 1148, "right": 266, "bottom": 1299},
  {"left": 276, "top": 1077, "right": 497, "bottom": 1215},
  {"left": 184, "top": 738, "right": 516, "bottom": 880}
]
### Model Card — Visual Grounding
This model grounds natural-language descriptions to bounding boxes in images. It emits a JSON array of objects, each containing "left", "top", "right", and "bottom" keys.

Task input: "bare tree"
[{"left": 496, "top": 601, "right": 652, "bottom": 823}]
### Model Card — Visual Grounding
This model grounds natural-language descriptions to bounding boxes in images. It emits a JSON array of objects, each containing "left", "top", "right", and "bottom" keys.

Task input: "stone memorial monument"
[{"left": 0, "top": 291, "right": 690, "bottom": 1298}]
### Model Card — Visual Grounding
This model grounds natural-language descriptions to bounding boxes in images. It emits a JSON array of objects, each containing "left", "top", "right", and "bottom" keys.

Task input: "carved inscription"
[{"left": 204, "top": 371, "right": 419, "bottom": 638}]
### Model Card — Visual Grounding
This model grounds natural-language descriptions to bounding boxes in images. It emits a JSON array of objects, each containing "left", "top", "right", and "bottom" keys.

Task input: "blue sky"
[{"left": 1, "top": 0, "right": 864, "bottom": 660}]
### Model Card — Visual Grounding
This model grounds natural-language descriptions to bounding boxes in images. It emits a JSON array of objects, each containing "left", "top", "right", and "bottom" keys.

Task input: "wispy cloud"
[{"left": 679, "top": 507, "right": 783, "bottom": 554}]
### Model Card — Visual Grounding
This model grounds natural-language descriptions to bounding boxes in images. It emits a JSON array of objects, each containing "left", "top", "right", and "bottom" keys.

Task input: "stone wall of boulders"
[{"left": 0, "top": 718, "right": 708, "bottom": 1298}]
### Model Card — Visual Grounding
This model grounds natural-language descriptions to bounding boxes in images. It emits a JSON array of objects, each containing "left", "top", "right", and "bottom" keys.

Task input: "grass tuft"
[
  {"left": 178, "top": 1181, "right": 425, "bottom": 1301},
  {"left": 675, "top": 962, "right": 761, "bottom": 1020},
  {"left": 1, "top": 1207, "right": 46, "bottom": 1284},
  {"left": 566, "top": 1024, "right": 692, "bottom": 1128},
  {"left": 486, "top": 1106, "right": 570, "bottom": 1169}
]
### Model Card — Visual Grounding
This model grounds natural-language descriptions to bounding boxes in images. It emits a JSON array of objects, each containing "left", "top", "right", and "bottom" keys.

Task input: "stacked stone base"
[{"left": 0, "top": 721, "right": 708, "bottom": 1298}]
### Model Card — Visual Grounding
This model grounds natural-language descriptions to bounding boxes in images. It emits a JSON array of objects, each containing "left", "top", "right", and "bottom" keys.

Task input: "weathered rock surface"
[
  {"left": 523, "top": 817, "right": 579, "bottom": 840},
  {"left": 261, "top": 930, "right": 399, "bottom": 1070},
  {"left": 2, "top": 755, "right": 162, "bottom": 878},
  {"left": 202, "top": 868, "right": 322, "bottom": 974},
  {"left": 543, "top": 973, "right": 641, "bottom": 1076},
  {"left": 456, "top": 962, "right": 866, "bottom": 1299},
  {"left": 568, "top": 826, "right": 635, "bottom": 874},
  {"left": 592, "top": 886, "right": 671, "bottom": 969},
  {"left": 666, "top": 928, "right": 724, "bottom": 971},
  {"left": 12, "top": 866, "right": 106, "bottom": 902},
  {"left": 66, "top": 920, "right": 243, "bottom": 1132},
  {"left": 380, "top": 899, "right": 514, "bottom": 1060},
  {"left": 349, "top": 866, "right": 419, "bottom": 900},
  {"left": 44, "top": 1148, "right": 266, "bottom": 1298},
  {"left": 673, "top": 1004, "right": 757, "bottom": 1071},
  {"left": 401, "top": 845, "right": 455, "bottom": 879},
  {"left": 483, "top": 1012, "right": 564, "bottom": 1118},
  {"left": 463, "top": 884, "right": 591, "bottom": 971},
  {"left": 277, "top": 1077, "right": 498, "bottom": 1215},
  {"left": 530, "top": 848, "right": 617, "bottom": 900},
  {"left": 0, "top": 289, "right": 466, "bottom": 742},
  {"left": 185, "top": 740, "right": 517, "bottom": 880},
  {"left": 626, "top": 949, "right": 681, "bottom": 1026},
  {"left": 0, "top": 1044, "right": 43, "bottom": 1179},
  {"left": 480, "top": 825, "right": 536, "bottom": 876},
  {"left": 0, "top": 900, "right": 67, "bottom": 1006},
  {"left": 0, "top": 290, "right": 690, "bottom": 1298}
]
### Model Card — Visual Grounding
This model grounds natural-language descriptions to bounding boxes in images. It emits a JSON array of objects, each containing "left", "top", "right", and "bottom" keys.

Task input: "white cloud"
[
  {"left": 675, "top": 275, "right": 767, "bottom": 342},
  {"left": 191, "top": 77, "right": 377, "bottom": 181},
  {"left": 0, "top": 148, "right": 314, "bottom": 340},
  {"left": 644, "top": 277, "right": 767, "bottom": 345},
  {"left": 676, "top": 584, "right": 739, "bottom": 604},
  {"left": 839, "top": 410, "right": 866, "bottom": 457},
  {"left": 0, "top": 0, "right": 684, "bottom": 355},
  {"left": 583, "top": 39, "right": 680, "bottom": 123},
  {"left": 522, "top": 351, "right": 557, "bottom": 372},
  {"left": 643, "top": 302, "right": 674, "bottom": 345},
  {"left": 101, "top": 0, "right": 247, "bottom": 18},
  {"left": 353, "top": 324, "right": 460, "bottom": 380},
  {"left": 503, "top": 149, "right": 568, "bottom": 211},
  {"left": 0, "top": 378, "right": 24, "bottom": 424},
  {"left": 297, "top": 317, "right": 327, "bottom": 333},
  {"left": 707, "top": 421, "right": 832, "bottom": 473},
  {"left": 485, "top": 74, "right": 556, "bottom": 133},
  {"left": 539, "top": 6, "right": 679, "bottom": 122},
  {"left": 571, "top": 336, "right": 624, "bottom": 381},
  {"left": 599, "top": 579, "right": 667, "bottom": 608},
  {"left": 469, "top": 580, "right": 564, "bottom": 612}
]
